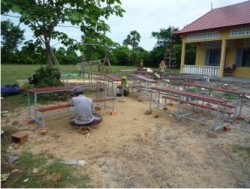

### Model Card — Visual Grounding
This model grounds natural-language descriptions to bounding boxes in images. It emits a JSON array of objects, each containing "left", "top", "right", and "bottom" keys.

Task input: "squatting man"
[{"left": 69, "top": 86, "right": 103, "bottom": 133}]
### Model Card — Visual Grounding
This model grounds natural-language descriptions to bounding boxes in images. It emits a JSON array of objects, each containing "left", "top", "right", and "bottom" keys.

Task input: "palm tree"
[{"left": 123, "top": 30, "right": 141, "bottom": 50}]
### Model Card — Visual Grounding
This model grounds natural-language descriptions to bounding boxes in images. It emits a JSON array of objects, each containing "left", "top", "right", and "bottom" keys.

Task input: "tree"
[
  {"left": 1, "top": 19, "right": 25, "bottom": 63},
  {"left": 123, "top": 30, "right": 141, "bottom": 50},
  {"left": 15, "top": 42, "right": 45, "bottom": 64},
  {"left": 151, "top": 26, "right": 182, "bottom": 67},
  {"left": 2, "top": 0, "right": 125, "bottom": 66},
  {"left": 55, "top": 47, "right": 67, "bottom": 64},
  {"left": 66, "top": 46, "right": 80, "bottom": 64}
]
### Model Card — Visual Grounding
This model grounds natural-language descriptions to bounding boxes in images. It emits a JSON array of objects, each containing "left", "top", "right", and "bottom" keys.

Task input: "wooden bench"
[{"left": 37, "top": 97, "right": 116, "bottom": 127}]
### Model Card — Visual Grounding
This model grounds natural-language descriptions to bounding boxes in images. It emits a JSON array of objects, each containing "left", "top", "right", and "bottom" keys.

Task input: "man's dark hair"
[{"left": 73, "top": 87, "right": 83, "bottom": 96}]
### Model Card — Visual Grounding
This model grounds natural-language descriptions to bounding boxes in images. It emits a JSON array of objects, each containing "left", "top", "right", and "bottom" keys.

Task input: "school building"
[{"left": 174, "top": 1, "right": 250, "bottom": 78}]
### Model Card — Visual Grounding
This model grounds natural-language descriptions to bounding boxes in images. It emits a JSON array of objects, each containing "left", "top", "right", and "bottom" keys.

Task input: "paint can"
[{"left": 19, "top": 82, "right": 27, "bottom": 91}]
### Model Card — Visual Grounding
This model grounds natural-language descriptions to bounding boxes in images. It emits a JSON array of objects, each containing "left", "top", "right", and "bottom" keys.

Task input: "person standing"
[
  {"left": 137, "top": 59, "right": 144, "bottom": 71},
  {"left": 159, "top": 60, "right": 166, "bottom": 78}
]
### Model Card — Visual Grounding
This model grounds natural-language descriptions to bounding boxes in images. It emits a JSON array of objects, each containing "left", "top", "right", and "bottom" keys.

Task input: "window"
[
  {"left": 205, "top": 49, "right": 221, "bottom": 66},
  {"left": 242, "top": 49, "right": 250, "bottom": 67},
  {"left": 244, "top": 38, "right": 250, "bottom": 47},
  {"left": 202, "top": 41, "right": 221, "bottom": 48},
  {"left": 227, "top": 40, "right": 234, "bottom": 47},
  {"left": 187, "top": 32, "right": 219, "bottom": 41},
  {"left": 231, "top": 28, "right": 250, "bottom": 37},
  {"left": 236, "top": 48, "right": 250, "bottom": 67}
]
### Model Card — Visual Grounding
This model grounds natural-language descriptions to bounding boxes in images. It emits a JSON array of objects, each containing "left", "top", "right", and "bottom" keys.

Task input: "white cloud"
[{"left": 1, "top": 0, "right": 247, "bottom": 51}]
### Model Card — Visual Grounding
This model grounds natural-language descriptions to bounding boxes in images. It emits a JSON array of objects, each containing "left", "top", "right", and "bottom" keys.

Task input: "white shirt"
[{"left": 69, "top": 95, "right": 95, "bottom": 124}]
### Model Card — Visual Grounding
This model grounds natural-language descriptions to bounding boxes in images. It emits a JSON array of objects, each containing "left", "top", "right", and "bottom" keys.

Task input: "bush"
[
  {"left": 28, "top": 66, "right": 66, "bottom": 100},
  {"left": 28, "top": 66, "right": 63, "bottom": 87}
]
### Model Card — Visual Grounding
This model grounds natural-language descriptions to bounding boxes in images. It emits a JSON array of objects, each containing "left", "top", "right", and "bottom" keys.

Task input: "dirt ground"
[{"left": 2, "top": 90, "right": 250, "bottom": 188}]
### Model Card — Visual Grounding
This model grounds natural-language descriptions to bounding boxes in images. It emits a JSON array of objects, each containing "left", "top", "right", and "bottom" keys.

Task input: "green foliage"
[
  {"left": 112, "top": 46, "right": 131, "bottom": 65},
  {"left": 150, "top": 26, "right": 182, "bottom": 68},
  {"left": 66, "top": 46, "right": 81, "bottom": 64},
  {"left": 151, "top": 28, "right": 173, "bottom": 47},
  {"left": 1, "top": 19, "right": 25, "bottom": 63},
  {"left": 2, "top": 0, "right": 125, "bottom": 66},
  {"left": 32, "top": 66, "right": 63, "bottom": 88},
  {"left": 1, "top": 19, "right": 25, "bottom": 53},
  {"left": 185, "top": 44, "right": 196, "bottom": 65},
  {"left": 123, "top": 30, "right": 141, "bottom": 50}
]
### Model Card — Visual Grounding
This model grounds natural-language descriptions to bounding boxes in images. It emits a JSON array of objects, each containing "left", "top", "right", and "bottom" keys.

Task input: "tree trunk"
[{"left": 45, "top": 43, "right": 53, "bottom": 66}]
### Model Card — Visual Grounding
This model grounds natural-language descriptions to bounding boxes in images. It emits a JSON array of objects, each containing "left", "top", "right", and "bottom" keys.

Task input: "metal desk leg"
[
  {"left": 149, "top": 90, "right": 153, "bottom": 110},
  {"left": 27, "top": 91, "right": 31, "bottom": 119},
  {"left": 34, "top": 93, "right": 38, "bottom": 122},
  {"left": 238, "top": 95, "right": 244, "bottom": 116},
  {"left": 214, "top": 103, "right": 221, "bottom": 130}
]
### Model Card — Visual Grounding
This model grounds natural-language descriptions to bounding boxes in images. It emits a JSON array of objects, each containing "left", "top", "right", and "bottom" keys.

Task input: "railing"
[{"left": 182, "top": 65, "right": 220, "bottom": 76}]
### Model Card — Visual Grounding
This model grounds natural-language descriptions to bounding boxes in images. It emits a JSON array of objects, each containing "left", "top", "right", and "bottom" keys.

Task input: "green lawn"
[{"left": 1, "top": 64, "right": 137, "bottom": 85}]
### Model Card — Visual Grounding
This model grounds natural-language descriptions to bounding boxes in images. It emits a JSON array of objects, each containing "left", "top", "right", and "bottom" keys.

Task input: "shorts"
[{"left": 69, "top": 113, "right": 103, "bottom": 127}]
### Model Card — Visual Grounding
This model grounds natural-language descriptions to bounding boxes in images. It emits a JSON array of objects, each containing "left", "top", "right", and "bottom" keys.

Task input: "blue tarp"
[{"left": 1, "top": 84, "right": 21, "bottom": 97}]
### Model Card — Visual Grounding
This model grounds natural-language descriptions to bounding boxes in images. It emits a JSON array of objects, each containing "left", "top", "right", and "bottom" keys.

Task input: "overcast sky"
[{"left": 1, "top": 0, "right": 247, "bottom": 51}]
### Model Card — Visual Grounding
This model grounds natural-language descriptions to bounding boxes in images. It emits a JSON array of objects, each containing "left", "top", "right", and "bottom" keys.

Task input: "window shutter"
[{"left": 235, "top": 49, "right": 243, "bottom": 66}]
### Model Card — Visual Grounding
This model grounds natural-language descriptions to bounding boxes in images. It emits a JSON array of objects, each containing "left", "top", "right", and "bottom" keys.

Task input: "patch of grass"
[
  {"left": 1, "top": 64, "right": 44, "bottom": 85},
  {"left": 186, "top": 87, "right": 204, "bottom": 93},
  {"left": 1, "top": 151, "right": 91, "bottom": 188},
  {"left": 11, "top": 121, "right": 19, "bottom": 126},
  {"left": 1, "top": 93, "right": 29, "bottom": 112},
  {"left": 213, "top": 91, "right": 238, "bottom": 100},
  {"left": 223, "top": 143, "right": 250, "bottom": 156},
  {"left": 1, "top": 127, "right": 19, "bottom": 158},
  {"left": 223, "top": 92, "right": 238, "bottom": 100},
  {"left": 232, "top": 144, "right": 250, "bottom": 155}
]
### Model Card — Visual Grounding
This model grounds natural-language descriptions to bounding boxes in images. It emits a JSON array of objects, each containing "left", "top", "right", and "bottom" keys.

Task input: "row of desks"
[
  {"left": 149, "top": 86, "right": 230, "bottom": 131},
  {"left": 182, "top": 82, "right": 245, "bottom": 117}
]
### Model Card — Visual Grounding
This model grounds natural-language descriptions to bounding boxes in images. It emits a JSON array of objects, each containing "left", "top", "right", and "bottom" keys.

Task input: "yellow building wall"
[
  {"left": 234, "top": 67, "right": 250, "bottom": 78},
  {"left": 183, "top": 29, "right": 249, "bottom": 78},
  {"left": 195, "top": 43, "right": 205, "bottom": 66}
]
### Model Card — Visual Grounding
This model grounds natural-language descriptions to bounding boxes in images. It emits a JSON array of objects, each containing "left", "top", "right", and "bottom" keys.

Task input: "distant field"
[{"left": 1, "top": 64, "right": 137, "bottom": 85}]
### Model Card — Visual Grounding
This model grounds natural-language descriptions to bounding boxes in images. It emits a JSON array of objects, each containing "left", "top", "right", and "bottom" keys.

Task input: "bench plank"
[
  {"left": 188, "top": 101, "right": 234, "bottom": 115},
  {"left": 38, "top": 104, "right": 71, "bottom": 112},
  {"left": 38, "top": 97, "right": 116, "bottom": 112}
]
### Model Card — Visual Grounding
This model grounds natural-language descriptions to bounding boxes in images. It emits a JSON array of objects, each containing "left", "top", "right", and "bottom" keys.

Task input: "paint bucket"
[{"left": 19, "top": 82, "right": 27, "bottom": 91}]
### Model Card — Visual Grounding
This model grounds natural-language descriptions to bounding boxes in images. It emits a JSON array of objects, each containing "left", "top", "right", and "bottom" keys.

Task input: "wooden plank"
[{"left": 37, "top": 97, "right": 115, "bottom": 112}]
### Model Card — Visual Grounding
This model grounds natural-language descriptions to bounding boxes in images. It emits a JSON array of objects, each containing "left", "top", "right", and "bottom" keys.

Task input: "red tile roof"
[{"left": 175, "top": 1, "right": 250, "bottom": 34}]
